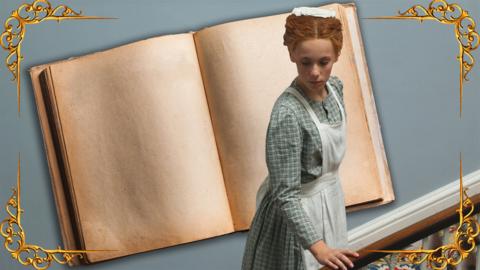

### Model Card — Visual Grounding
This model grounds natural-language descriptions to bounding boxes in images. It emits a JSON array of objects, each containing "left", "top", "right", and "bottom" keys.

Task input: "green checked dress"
[{"left": 242, "top": 75, "right": 347, "bottom": 270}]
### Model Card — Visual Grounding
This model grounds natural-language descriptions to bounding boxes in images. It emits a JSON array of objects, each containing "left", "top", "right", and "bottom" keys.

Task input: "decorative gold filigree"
[
  {"left": 0, "top": 154, "right": 115, "bottom": 270},
  {"left": 0, "top": 0, "right": 114, "bottom": 117},
  {"left": 367, "top": 154, "right": 480, "bottom": 270},
  {"left": 368, "top": 0, "right": 479, "bottom": 117}
]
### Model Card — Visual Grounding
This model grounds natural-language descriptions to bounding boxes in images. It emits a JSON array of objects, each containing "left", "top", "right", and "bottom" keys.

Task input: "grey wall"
[{"left": 0, "top": 0, "right": 479, "bottom": 269}]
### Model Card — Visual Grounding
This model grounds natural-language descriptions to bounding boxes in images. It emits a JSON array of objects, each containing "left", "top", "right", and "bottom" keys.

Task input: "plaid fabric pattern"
[{"left": 241, "top": 75, "right": 345, "bottom": 270}]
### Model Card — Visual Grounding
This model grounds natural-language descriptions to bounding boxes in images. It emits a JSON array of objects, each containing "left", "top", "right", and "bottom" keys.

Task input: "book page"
[
  {"left": 194, "top": 3, "right": 392, "bottom": 230},
  {"left": 32, "top": 33, "right": 234, "bottom": 263}
]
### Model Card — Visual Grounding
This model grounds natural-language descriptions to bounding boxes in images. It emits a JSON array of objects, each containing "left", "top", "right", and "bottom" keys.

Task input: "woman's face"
[{"left": 289, "top": 38, "right": 338, "bottom": 93}]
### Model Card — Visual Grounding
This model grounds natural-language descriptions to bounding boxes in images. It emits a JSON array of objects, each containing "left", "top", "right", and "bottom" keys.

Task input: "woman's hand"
[{"left": 309, "top": 240, "right": 359, "bottom": 270}]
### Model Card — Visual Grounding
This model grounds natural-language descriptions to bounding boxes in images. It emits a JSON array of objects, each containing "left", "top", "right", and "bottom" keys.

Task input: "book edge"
[{"left": 29, "top": 67, "right": 86, "bottom": 266}]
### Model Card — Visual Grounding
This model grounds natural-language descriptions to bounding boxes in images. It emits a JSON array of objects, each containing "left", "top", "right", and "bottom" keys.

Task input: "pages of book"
[{"left": 30, "top": 33, "right": 234, "bottom": 263}]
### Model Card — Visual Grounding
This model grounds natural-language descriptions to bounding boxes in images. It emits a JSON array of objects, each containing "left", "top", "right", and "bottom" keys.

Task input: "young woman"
[{"left": 242, "top": 7, "right": 359, "bottom": 270}]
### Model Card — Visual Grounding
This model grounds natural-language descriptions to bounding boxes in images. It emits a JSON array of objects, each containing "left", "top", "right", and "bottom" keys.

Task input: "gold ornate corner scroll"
[
  {"left": 367, "top": 153, "right": 480, "bottom": 270},
  {"left": 0, "top": 154, "right": 116, "bottom": 270},
  {"left": 0, "top": 0, "right": 114, "bottom": 117},
  {"left": 367, "top": 0, "right": 479, "bottom": 117}
]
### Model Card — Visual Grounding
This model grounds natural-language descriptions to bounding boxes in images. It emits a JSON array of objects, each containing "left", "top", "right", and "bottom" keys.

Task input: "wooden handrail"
[{"left": 319, "top": 169, "right": 480, "bottom": 270}]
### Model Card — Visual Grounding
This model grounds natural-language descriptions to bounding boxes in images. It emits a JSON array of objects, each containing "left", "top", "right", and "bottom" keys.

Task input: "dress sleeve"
[{"left": 266, "top": 105, "right": 323, "bottom": 249}]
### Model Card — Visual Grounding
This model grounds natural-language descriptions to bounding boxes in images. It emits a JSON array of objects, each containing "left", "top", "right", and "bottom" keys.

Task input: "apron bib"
[{"left": 256, "top": 81, "right": 347, "bottom": 270}]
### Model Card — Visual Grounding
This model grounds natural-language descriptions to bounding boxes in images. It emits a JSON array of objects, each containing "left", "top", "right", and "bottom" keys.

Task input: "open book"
[{"left": 29, "top": 2, "right": 393, "bottom": 265}]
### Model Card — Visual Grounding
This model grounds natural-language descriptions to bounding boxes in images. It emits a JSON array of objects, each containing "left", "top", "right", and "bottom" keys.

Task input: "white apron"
[{"left": 256, "top": 81, "right": 348, "bottom": 270}]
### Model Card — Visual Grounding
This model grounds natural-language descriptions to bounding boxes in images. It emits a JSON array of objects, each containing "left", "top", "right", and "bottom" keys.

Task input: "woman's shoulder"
[
  {"left": 328, "top": 75, "right": 344, "bottom": 98},
  {"left": 267, "top": 92, "right": 304, "bottom": 136},
  {"left": 271, "top": 88, "right": 305, "bottom": 118}
]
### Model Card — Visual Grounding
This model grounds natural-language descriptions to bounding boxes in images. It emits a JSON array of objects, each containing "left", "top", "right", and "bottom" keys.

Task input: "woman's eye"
[{"left": 301, "top": 61, "right": 329, "bottom": 67}]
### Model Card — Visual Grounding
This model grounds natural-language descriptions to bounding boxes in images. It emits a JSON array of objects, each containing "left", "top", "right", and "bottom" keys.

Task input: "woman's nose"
[{"left": 310, "top": 64, "right": 322, "bottom": 77}]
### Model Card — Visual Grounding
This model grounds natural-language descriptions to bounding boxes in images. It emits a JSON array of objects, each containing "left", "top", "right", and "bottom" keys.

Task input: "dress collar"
[{"left": 290, "top": 76, "right": 332, "bottom": 104}]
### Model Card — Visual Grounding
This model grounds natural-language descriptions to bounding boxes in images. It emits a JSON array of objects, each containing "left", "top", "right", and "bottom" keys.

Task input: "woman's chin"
[{"left": 310, "top": 83, "right": 325, "bottom": 90}]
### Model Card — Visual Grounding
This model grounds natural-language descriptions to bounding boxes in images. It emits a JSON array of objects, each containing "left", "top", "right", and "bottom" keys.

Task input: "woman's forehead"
[{"left": 295, "top": 39, "right": 336, "bottom": 58}]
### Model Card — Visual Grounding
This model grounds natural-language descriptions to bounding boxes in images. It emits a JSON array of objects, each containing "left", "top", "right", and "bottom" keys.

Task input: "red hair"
[{"left": 283, "top": 15, "right": 343, "bottom": 57}]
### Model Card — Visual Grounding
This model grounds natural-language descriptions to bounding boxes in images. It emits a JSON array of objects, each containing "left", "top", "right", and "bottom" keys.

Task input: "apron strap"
[{"left": 285, "top": 87, "right": 324, "bottom": 137}]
